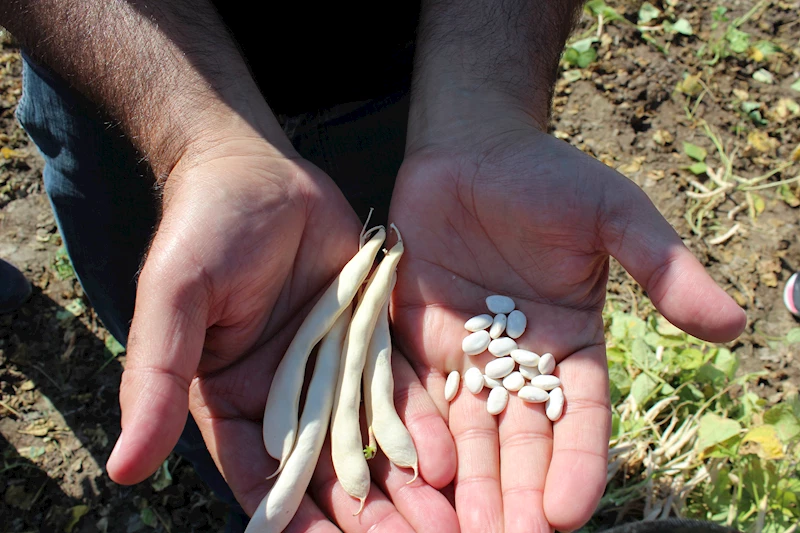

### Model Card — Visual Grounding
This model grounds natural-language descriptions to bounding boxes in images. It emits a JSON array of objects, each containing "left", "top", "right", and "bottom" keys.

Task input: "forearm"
[
  {"left": 409, "top": 0, "right": 584, "bottom": 148},
  {"left": 0, "top": 1, "right": 287, "bottom": 178}
]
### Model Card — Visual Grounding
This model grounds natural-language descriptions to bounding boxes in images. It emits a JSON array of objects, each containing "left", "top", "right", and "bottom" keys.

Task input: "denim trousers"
[{"left": 17, "top": 53, "right": 408, "bottom": 531}]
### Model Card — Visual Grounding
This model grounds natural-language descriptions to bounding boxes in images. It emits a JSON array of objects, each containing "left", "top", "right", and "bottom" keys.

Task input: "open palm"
[
  {"left": 389, "top": 129, "right": 746, "bottom": 532},
  {"left": 106, "top": 136, "right": 457, "bottom": 531}
]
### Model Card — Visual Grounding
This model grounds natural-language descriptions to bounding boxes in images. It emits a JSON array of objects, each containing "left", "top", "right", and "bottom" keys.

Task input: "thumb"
[
  {"left": 600, "top": 181, "right": 746, "bottom": 343},
  {"left": 106, "top": 247, "right": 209, "bottom": 484}
]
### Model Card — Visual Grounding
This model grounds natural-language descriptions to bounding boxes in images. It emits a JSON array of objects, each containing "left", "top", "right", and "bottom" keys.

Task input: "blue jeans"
[{"left": 17, "top": 53, "right": 408, "bottom": 531}]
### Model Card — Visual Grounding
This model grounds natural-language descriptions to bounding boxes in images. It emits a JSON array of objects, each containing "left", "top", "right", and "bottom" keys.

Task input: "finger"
[
  {"left": 284, "top": 495, "right": 342, "bottom": 533},
  {"left": 497, "top": 394, "right": 552, "bottom": 533},
  {"left": 107, "top": 249, "right": 209, "bottom": 485},
  {"left": 600, "top": 179, "right": 746, "bottom": 342},
  {"left": 450, "top": 385, "right": 503, "bottom": 533},
  {"left": 311, "top": 439, "right": 417, "bottom": 533},
  {"left": 368, "top": 455, "right": 459, "bottom": 533},
  {"left": 543, "top": 346, "right": 611, "bottom": 532},
  {"left": 391, "top": 352, "right": 457, "bottom": 488}
]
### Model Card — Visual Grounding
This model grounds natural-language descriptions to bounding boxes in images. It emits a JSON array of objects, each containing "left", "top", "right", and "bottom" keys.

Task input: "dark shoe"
[
  {"left": 0, "top": 259, "right": 32, "bottom": 314},
  {"left": 785, "top": 272, "right": 800, "bottom": 318}
]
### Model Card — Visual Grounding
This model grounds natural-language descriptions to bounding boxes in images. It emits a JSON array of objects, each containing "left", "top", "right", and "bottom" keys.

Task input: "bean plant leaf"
[
  {"left": 631, "top": 339, "right": 654, "bottom": 370},
  {"left": 608, "top": 364, "right": 632, "bottom": 395},
  {"left": 753, "top": 68, "right": 774, "bottom": 85},
  {"left": 631, "top": 372, "right": 658, "bottom": 405},
  {"left": 725, "top": 27, "right": 751, "bottom": 53},
  {"left": 683, "top": 142, "right": 707, "bottom": 161},
  {"left": 697, "top": 413, "right": 741, "bottom": 452},
  {"left": 64, "top": 505, "right": 89, "bottom": 533},
  {"left": 140, "top": 508, "right": 157, "bottom": 528},
  {"left": 585, "top": 0, "right": 622, "bottom": 21},
  {"left": 687, "top": 161, "right": 708, "bottom": 175},
  {"left": 786, "top": 328, "right": 800, "bottom": 344},
  {"left": 792, "top": 78, "right": 800, "bottom": 93},
  {"left": 763, "top": 403, "right": 800, "bottom": 443},
  {"left": 740, "top": 425, "right": 784, "bottom": 460},
  {"left": 150, "top": 460, "right": 173, "bottom": 492},
  {"left": 713, "top": 348, "right": 738, "bottom": 379},
  {"left": 671, "top": 18, "right": 693, "bottom": 36},
  {"left": 750, "top": 40, "right": 782, "bottom": 61},
  {"left": 638, "top": 2, "right": 660, "bottom": 23}
]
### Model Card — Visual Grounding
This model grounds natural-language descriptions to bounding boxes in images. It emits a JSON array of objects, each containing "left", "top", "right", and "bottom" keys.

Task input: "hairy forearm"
[
  {"left": 0, "top": 1, "right": 285, "bottom": 177},
  {"left": 410, "top": 0, "right": 584, "bottom": 144}
]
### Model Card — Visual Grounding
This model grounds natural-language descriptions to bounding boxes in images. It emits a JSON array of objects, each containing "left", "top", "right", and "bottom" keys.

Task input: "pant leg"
[{"left": 16, "top": 54, "right": 246, "bottom": 528}]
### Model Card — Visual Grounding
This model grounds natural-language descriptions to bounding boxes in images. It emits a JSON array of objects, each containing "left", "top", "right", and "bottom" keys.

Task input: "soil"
[{"left": 1, "top": 1, "right": 799, "bottom": 532}]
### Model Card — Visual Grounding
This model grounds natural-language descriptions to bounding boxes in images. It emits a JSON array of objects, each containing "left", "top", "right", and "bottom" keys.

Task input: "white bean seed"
[
  {"left": 545, "top": 386, "right": 564, "bottom": 421},
  {"left": 518, "top": 364, "right": 540, "bottom": 380},
  {"left": 462, "top": 330, "right": 491, "bottom": 356},
  {"left": 464, "top": 314, "right": 493, "bottom": 332},
  {"left": 506, "top": 310, "right": 527, "bottom": 339},
  {"left": 484, "top": 375, "right": 503, "bottom": 389},
  {"left": 489, "top": 313, "right": 507, "bottom": 339},
  {"left": 538, "top": 352, "right": 556, "bottom": 375},
  {"left": 518, "top": 385, "right": 549, "bottom": 403},
  {"left": 502, "top": 371, "right": 525, "bottom": 392},
  {"left": 487, "top": 387, "right": 509, "bottom": 415},
  {"left": 484, "top": 357, "right": 516, "bottom": 379},
  {"left": 510, "top": 349, "right": 540, "bottom": 367},
  {"left": 486, "top": 295, "right": 515, "bottom": 314},
  {"left": 488, "top": 337, "right": 517, "bottom": 357},
  {"left": 464, "top": 367, "right": 485, "bottom": 394},
  {"left": 444, "top": 370, "right": 461, "bottom": 402},
  {"left": 530, "top": 374, "right": 561, "bottom": 391}
]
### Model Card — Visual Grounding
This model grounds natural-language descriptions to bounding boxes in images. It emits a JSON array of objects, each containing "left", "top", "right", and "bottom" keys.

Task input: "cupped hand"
[
  {"left": 389, "top": 127, "right": 746, "bottom": 532},
  {"left": 105, "top": 128, "right": 457, "bottom": 531}
]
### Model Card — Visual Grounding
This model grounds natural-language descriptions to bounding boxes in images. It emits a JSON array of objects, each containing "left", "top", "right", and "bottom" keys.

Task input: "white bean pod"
[
  {"left": 464, "top": 367, "right": 485, "bottom": 394},
  {"left": 245, "top": 307, "right": 351, "bottom": 533},
  {"left": 518, "top": 385, "right": 549, "bottom": 403},
  {"left": 263, "top": 227, "right": 385, "bottom": 477},
  {"left": 464, "top": 314, "right": 493, "bottom": 332},
  {"left": 486, "top": 295, "right": 515, "bottom": 314},
  {"left": 538, "top": 352, "right": 556, "bottom": 375},
  {"left": 546, "top": 386, "right": 565, "bottom": 421},
  {"left": 487, "top": 387, "right": 510, "bottom": 415},
  {"left": 484, "top": 357, "right": 516, "bottom": 379},
  {"left": 489, "top": 313, "right": 507, "bottom": 339},
  {"left": 510, "top": 349, "right": 540, "bottom": 367},
  {"left": 363, "top": 295, "right": 418, "bottom": 481},
  {"left": 462, "top": 330, "right": 491, "bottom": 356},
  {"left": 444, "top": 370, "right": 461, "bottom": 402},
  {"left": 488, "top": 337, "right": 517, "bottom": 357},
  {"left": 505, "top": 310, "right": 527, "bottom": 339},
  {"left": 530, "top": 374, "right": 561, "bottom": 391},
  {"left": 331, "top": 233, "right": 404, "bottom": 513}
]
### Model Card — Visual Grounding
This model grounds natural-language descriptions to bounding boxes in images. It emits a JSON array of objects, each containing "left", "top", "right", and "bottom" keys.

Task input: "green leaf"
[
  {"left": 585, "top": 0, "right": 622, "bottom": 21},
  {"left": 150, "top": 460, "right": 173, "bottom": 492},
  {"left": 687, "top": 161, "right": 708, "bottom": 175},
  {"left": 631, "top": 372, "right": 658, "bottom": 405},
  {"left": 608, "top": 364, "right": 632, "bottom": 396},
  {"left": 725, "top": 27, "right": 751, "bottom": 54},
  {"left": 753, "top": 68, "right": 774, "bottom": 84},
  {"left": 683, "top": 142, "right": 708, "bottom": 161},
  {"left": 752, "top": 40, "right": 782, "bottom": 59},
  {"left": 712, "top": 6, "right": 728, "bottom": 22},
  {"left": 572, "top": 37, "right": 597, "bottom": 53},
  {"left": 52, "top": 247, "right": 75, "bottom": 281},
  {"left": 672, "top": 18, "right": 693, "bottom": 36},
  {"left": 609, "top": 381, "right": 622, "bottom": 405},
  {"left": 577, "top": 48, "right": 597, "bottom": 68},
  {"left": 64, "top": 505, "right": 89, "bottom": 533},
  {"left": 742, "top": 101, "right": 762, "bottom": 113},
  {"left": 655, "top": 317, "right": 683, "bottom": 337},
  {"left": 675, "top": 347, "right": 705, "bottom": 370},
  {"left": 631, "top": 339, "right": 653, "bottom": 370},
  {"left": 104, "top": 335, "right": 126, "bottom": 357},
  {"left": 713, "top": 348, "right": 738, "bottom": 379},
  {"left": 779, "top": 183, "right": 800, "bottom": 207},
  {"left": 638, "top": 2, "right": 660, "bottom": 23},
  {"left": 792, "top": 78, "right": 800, "bottom": 93},
  {"left": 763, "top": 403, "right": 800, "bottom": 443},
  {"left": 697, "top": 413, "right": 741, "bottom": 452},
  {"left": 697, "top": 363, "right": 727, "bottom": 387},
  {"left": 140, "top": 507, "right": 157, "bottom": 528},
  {"left": 788, "top": 328, "right": 800, "bottom": 344}
]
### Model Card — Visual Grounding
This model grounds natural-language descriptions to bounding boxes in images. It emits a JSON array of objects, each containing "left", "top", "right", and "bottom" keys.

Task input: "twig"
[
  {"left": 742, "top": 173, "right": 800, "bottom": 192},
  {"left": 708, "top": 224, "right": 741, "bottom": 245},
  {"left": 0, "top": 400, "right": 22, "bottom": 417}
]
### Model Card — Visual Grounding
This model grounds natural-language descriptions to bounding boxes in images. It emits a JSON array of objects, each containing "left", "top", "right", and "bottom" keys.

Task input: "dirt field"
[{"left": 1, "top": 1, "right": 799, "bottom": 532}]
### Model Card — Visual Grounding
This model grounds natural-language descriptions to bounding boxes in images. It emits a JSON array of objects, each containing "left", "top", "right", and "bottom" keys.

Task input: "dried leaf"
[
  {"left": 740, "top": 425, "right": 784, "bottom": 459},
  {"left": 64, "top": 505, "right": 90, "bottom": 533},
  {"left": 676, "top": 74, "right": 703, "bottom": 96},
  {"left": 746, "top": 130, "right": 779, "bottom": 154},
  {"left": 652, "top": 129, "right": 674, "bottom": 146},
  {"left": 19, "top": 380, "right": 35, "bottom": 391}
]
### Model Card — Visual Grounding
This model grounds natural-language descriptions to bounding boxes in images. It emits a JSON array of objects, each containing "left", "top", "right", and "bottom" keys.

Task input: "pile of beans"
[{"left": 444, "top": 295, "right": 565, "bottom": 421}]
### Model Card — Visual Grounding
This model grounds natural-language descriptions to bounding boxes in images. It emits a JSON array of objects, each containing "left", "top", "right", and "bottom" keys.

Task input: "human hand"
[
  {"left": 389, "top": 125, "right": 746, "bottom": 532},
  {"left": 104, "top": 125, "right": 457, "bottom": 531}
]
